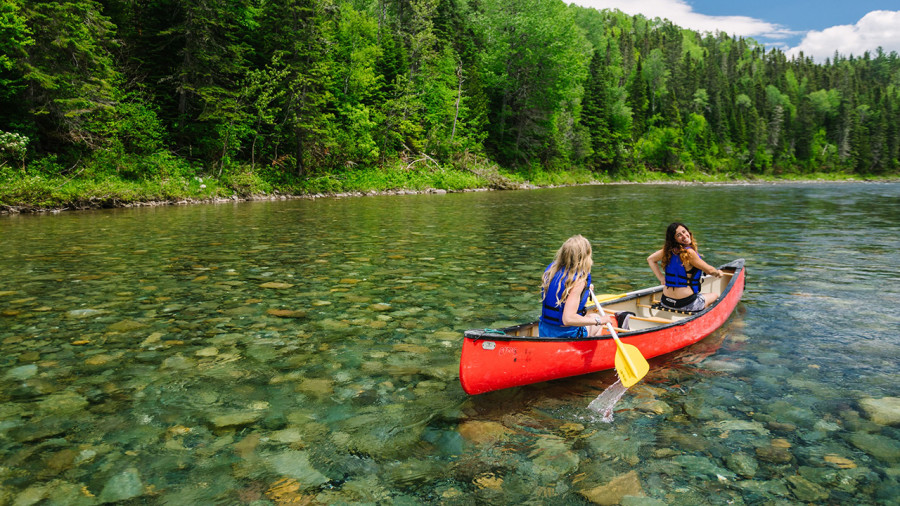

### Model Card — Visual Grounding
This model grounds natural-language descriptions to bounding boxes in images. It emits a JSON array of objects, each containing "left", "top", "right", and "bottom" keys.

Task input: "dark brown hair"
[{"left": 662, "top": 222, "right": 698, "bottom": 269}]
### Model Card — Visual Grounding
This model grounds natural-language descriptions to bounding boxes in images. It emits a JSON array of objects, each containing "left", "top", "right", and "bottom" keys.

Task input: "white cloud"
[
  {"left": 569, "top": 1, "right": 900, "bottom": 63},
  {"left": 568, "top": 0, "right": 796, "bottom": 40},
  {"left": 786, "top": 10, "right": 900, "bottom": 62}
]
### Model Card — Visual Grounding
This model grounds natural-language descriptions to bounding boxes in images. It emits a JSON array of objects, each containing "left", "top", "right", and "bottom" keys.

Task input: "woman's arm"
[
  {"left": 647, "top": 249, "right": 665, "bottom": 284},
  {"left": 561, "top": 279, "right": 610, "bottom": 327},
  {"left": 686, "top": 249, "right": 723, "bottom": 277}
]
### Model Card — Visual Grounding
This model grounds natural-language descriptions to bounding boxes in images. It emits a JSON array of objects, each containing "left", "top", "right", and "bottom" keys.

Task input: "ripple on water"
[{"left": 2, "top": 183, "right": 900, "bottom": 503}]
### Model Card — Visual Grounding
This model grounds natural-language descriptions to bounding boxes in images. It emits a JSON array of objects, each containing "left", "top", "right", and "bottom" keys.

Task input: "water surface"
[{"left": 1, "top": 182, "right": 899, "bottom": 504}]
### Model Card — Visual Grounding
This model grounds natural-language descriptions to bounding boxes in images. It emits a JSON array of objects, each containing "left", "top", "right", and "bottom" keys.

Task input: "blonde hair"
[{"left": 541, "top": 235, "right": 593, "bottom": 306}]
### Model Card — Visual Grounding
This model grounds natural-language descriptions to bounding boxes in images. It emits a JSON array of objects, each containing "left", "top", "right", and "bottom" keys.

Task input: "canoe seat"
[{"left": 625, "top": 317, "right": 669, "bottom": 330}]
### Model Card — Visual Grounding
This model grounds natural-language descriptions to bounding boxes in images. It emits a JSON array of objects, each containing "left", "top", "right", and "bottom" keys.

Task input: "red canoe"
[{"left": 459, "top": 259, "right": 746, "bottom": 395}]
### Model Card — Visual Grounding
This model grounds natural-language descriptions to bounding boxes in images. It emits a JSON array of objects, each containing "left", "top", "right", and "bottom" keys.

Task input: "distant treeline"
[{"left": 1, "top": 0, "right": 899, "bottom": 184}]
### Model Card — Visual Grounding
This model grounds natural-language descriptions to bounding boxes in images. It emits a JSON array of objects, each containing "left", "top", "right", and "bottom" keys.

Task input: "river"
[{"left": 1, "top": 182, "right": 898, "bottom": 504}]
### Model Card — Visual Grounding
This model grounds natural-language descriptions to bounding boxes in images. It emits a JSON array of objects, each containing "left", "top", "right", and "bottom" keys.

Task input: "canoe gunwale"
[{"left": 463, "top": 258, "right": 745, "bottom": 342}]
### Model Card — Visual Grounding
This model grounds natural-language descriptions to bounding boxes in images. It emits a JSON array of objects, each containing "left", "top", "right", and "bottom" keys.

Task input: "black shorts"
[{"left": 661, "top": 293, "right": 706, "bottom": 312}]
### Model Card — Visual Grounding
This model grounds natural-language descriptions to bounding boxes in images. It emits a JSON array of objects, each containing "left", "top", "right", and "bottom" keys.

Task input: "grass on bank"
[{"left": 0, "top": 154, "right": 896, "bottom": 212}]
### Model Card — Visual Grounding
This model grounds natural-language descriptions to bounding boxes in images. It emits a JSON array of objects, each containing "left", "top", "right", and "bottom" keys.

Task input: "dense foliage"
[{"left": 1, "top": 0, "right": 898, "bottom": 206}]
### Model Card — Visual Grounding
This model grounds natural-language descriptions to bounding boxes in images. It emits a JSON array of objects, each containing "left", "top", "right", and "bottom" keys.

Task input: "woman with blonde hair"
[
  {"left": 647, "top": 222, "right": 722, "bottom": 311},
  {"left": 539, "top": 235, "right": 612, "bottom": 338}
]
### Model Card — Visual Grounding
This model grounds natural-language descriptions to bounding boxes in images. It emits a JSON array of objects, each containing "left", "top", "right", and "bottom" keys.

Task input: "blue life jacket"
[
  {"left": 540, "top": 266, "right": 591, "bottom": 327},
  {"left": 665, "top": 249, "right": 703, "bottom": 294}
]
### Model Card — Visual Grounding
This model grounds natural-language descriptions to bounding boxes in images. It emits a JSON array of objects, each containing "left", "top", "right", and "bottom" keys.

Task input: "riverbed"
[{"left": 1, "top": 182, "right": 898, "bottom": 504}]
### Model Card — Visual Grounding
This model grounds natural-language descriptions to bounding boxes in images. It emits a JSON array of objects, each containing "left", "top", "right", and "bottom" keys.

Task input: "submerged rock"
[
  {"left": 764, "top": 400, "right": 817, "bottom": 428},
  {"left": 725, "top": 452, "right": 758, "bottom": 478},
  {"left": 823, "top": 454, "right": 856, "bottom": 469},
  {"left": 296, "top": 378, "right": 334, "bottom": 397},
  {"left": 99, "top": 467, "right": 144, "bottom": 503},
  {"left": 38, "top": 391, "right": 89, "bottom": 415},
  {"left": 16, "top": 479, "right": 90, "bottom": 506},
  {"left": 66, "top": 308, "right": 105, "bottom": 318},
  {"left": 859, "top": 397, "right": 900, "bottom": 426},
  {"left": 673, "top": 455, "right": 736, "bottom": 481},
  {"left": 194, "top": 347, "right": 218, "bottom": 357},
  {"left": 584, "top": 429, "right": 649, "bottom": 466},
  {"left": 267, "top": 451, "right": 329, "bottom": 487},
  {"left": 848, "top": 432, "right": 900, "bottom": 462},
  {"left": 787, "top": 475, "right": 829, "bottom": 502},
  {"left": 702, "top": 359, "right": 746, "bottom": 373},
  {"left": 579, "top": 470, "right": 644, "bottom": 505},
  {"left": 755, "top": 444, "right": 794, "bottom": 464},
  {"left": 732, "top": 479, "right": 791, "bottom": 497},
  {"left": 161, "top": 354, "right": 194, "bottom": 370},
  {"left": 332, "top": 409, "right": 427, "bottom": 460},
  {"left": 632, "top": 396, "right": 673, "bottom": 415},
  {"left": 267, "top": 308, "right": 307, "bottom": 318},
  {"left": 458, "top": 420, "right": 511, "bottom": 445},
  {"left": 529, "top": 435, "right": 580, "bottom": 482},
  {"left": 709, "top": 420, "right": 769, "bottom": 435},
  {"left": 259, "top": 282, "right": 294, "bottom": 289},
  {"left": 270, "top": 427, "right": 304, "bottom": 444},
  {"left": 381, "top": 458, "right": 445, "bottom": 487},
  {"left": 107, "top": 319, "right": 147, "bottom": 332},
  {"left": 5, "top": 364, "right": 38, "bottom": 381},
  {"left": 45, "top": 448, "right": 79, "bottom": 474},
  {"left": 210, "top": 411, "right": 263, "bottom": 429},
  {"left": 84, "top": 354, "right": 118, "bottom": 366}
]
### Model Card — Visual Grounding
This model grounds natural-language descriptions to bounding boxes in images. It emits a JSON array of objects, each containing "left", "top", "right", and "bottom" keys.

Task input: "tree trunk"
[
  {"left": 451, "top": 62, "right": 463, "bottom": 144},
  {"left": 296, "top": 128, "right": 305, "bottom": 176}
]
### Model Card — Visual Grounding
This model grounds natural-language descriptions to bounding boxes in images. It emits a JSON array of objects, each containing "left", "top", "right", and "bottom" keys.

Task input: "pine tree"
[
  {"left": 627, "top": 57, "right": 649, "bottom": 139},
  {"left": 18, "top": 0, "right": 120, "bottom": 155},
  {"left": 260, "top": 0, "right": 336, "bottom": 176},
  {"left": 0, "top": 0, "right": 32, "bottom": 132}
]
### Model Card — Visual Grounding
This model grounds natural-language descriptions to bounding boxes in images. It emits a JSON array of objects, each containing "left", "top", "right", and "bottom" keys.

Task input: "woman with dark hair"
[{"left": 647, "top": 222, "right": 723, "bottom": 312}]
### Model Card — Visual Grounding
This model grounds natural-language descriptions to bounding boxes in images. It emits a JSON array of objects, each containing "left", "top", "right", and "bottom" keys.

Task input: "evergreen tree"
[
  {"left": 0, "top": 0, "right": 32, "bottom": 134},
  {"left": 18, "top": 0, "right": 120, "bottom": 156},
  {"left": 475, "top": 0, "right": 590, "bottom": 165},
  {"left": 581, "top": 46, "right": 628, "bottom": 171},
  {"left": 627, "top": 57, "right": 649, "bottom": 139},
  {"left": 260, "top": 0, "right": 336, "bottom": 176}
]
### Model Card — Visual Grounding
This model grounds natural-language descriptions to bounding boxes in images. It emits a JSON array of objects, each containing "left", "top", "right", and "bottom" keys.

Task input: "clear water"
[{"left": 1, "top": 182, "right": 899, "bottom": 504}]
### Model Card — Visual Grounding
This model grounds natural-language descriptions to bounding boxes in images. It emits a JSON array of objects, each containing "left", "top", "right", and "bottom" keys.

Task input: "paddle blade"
[{"left": 614, "top": 343, "right": 649, "bottom": 388}]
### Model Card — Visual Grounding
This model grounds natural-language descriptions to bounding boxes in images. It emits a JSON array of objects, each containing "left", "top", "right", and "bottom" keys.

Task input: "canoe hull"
[{"left": 459, "top": 259, "right": 745, "bottom": 395}]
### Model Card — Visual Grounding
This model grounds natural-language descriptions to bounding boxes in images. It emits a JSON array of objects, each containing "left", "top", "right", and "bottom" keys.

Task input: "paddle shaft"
[
  {"left": 589, "top": 288, "right": 640, "bottom": 373},
  {"left": 591, "top": 285, "right": 664, "bottom": 306}
]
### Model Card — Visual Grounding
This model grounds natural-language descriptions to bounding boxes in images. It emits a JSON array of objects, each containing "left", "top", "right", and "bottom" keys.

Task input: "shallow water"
[{"left": 1, "top": 182, "right": 899, "bottom": 504}]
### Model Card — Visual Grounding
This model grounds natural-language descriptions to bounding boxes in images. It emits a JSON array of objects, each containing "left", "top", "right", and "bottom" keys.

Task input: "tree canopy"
[{"left": 1, "top": 0, "right": 898, "bottom": 182}]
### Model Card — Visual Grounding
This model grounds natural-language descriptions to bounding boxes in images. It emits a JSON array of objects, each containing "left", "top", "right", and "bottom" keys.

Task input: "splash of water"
[{"left": 587, "top": 379, "right": 628, "bottom": 423}]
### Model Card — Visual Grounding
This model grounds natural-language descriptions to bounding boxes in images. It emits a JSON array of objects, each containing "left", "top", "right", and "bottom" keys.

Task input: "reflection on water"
[{"left": 1, "top": 182, "right": 899, "bottom": 504}]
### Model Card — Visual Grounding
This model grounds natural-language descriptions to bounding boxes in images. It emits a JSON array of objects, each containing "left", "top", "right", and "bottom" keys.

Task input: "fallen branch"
[{"left": 53, "top": 156, "right": 85, "bottom": 190}]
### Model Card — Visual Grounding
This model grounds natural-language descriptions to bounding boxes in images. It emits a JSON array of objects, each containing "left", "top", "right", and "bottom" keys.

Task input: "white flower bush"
[{"left": 0, "top": 131, "right": 29, "bottom": 168}]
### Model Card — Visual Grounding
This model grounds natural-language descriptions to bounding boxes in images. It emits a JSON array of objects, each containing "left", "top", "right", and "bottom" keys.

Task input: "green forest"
[{"left": 1, "top": 0, "right": 899, "bottom": 209}]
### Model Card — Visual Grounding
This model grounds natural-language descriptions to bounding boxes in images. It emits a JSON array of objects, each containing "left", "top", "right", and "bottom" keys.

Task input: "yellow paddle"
[
  {"left": 589, "top": 292, "right": 626, "bottom": 306},
  {"left": 586, "top": 285, "right": 663, "bottom": 309},
  {"left": 590, "top": 287, "right": 649, "bottom": 388}
]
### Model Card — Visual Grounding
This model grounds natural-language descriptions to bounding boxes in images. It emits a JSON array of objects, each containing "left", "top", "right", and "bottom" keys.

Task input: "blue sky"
[{"left": 569, "top": 0, "right": 900, "bottom": 62}]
